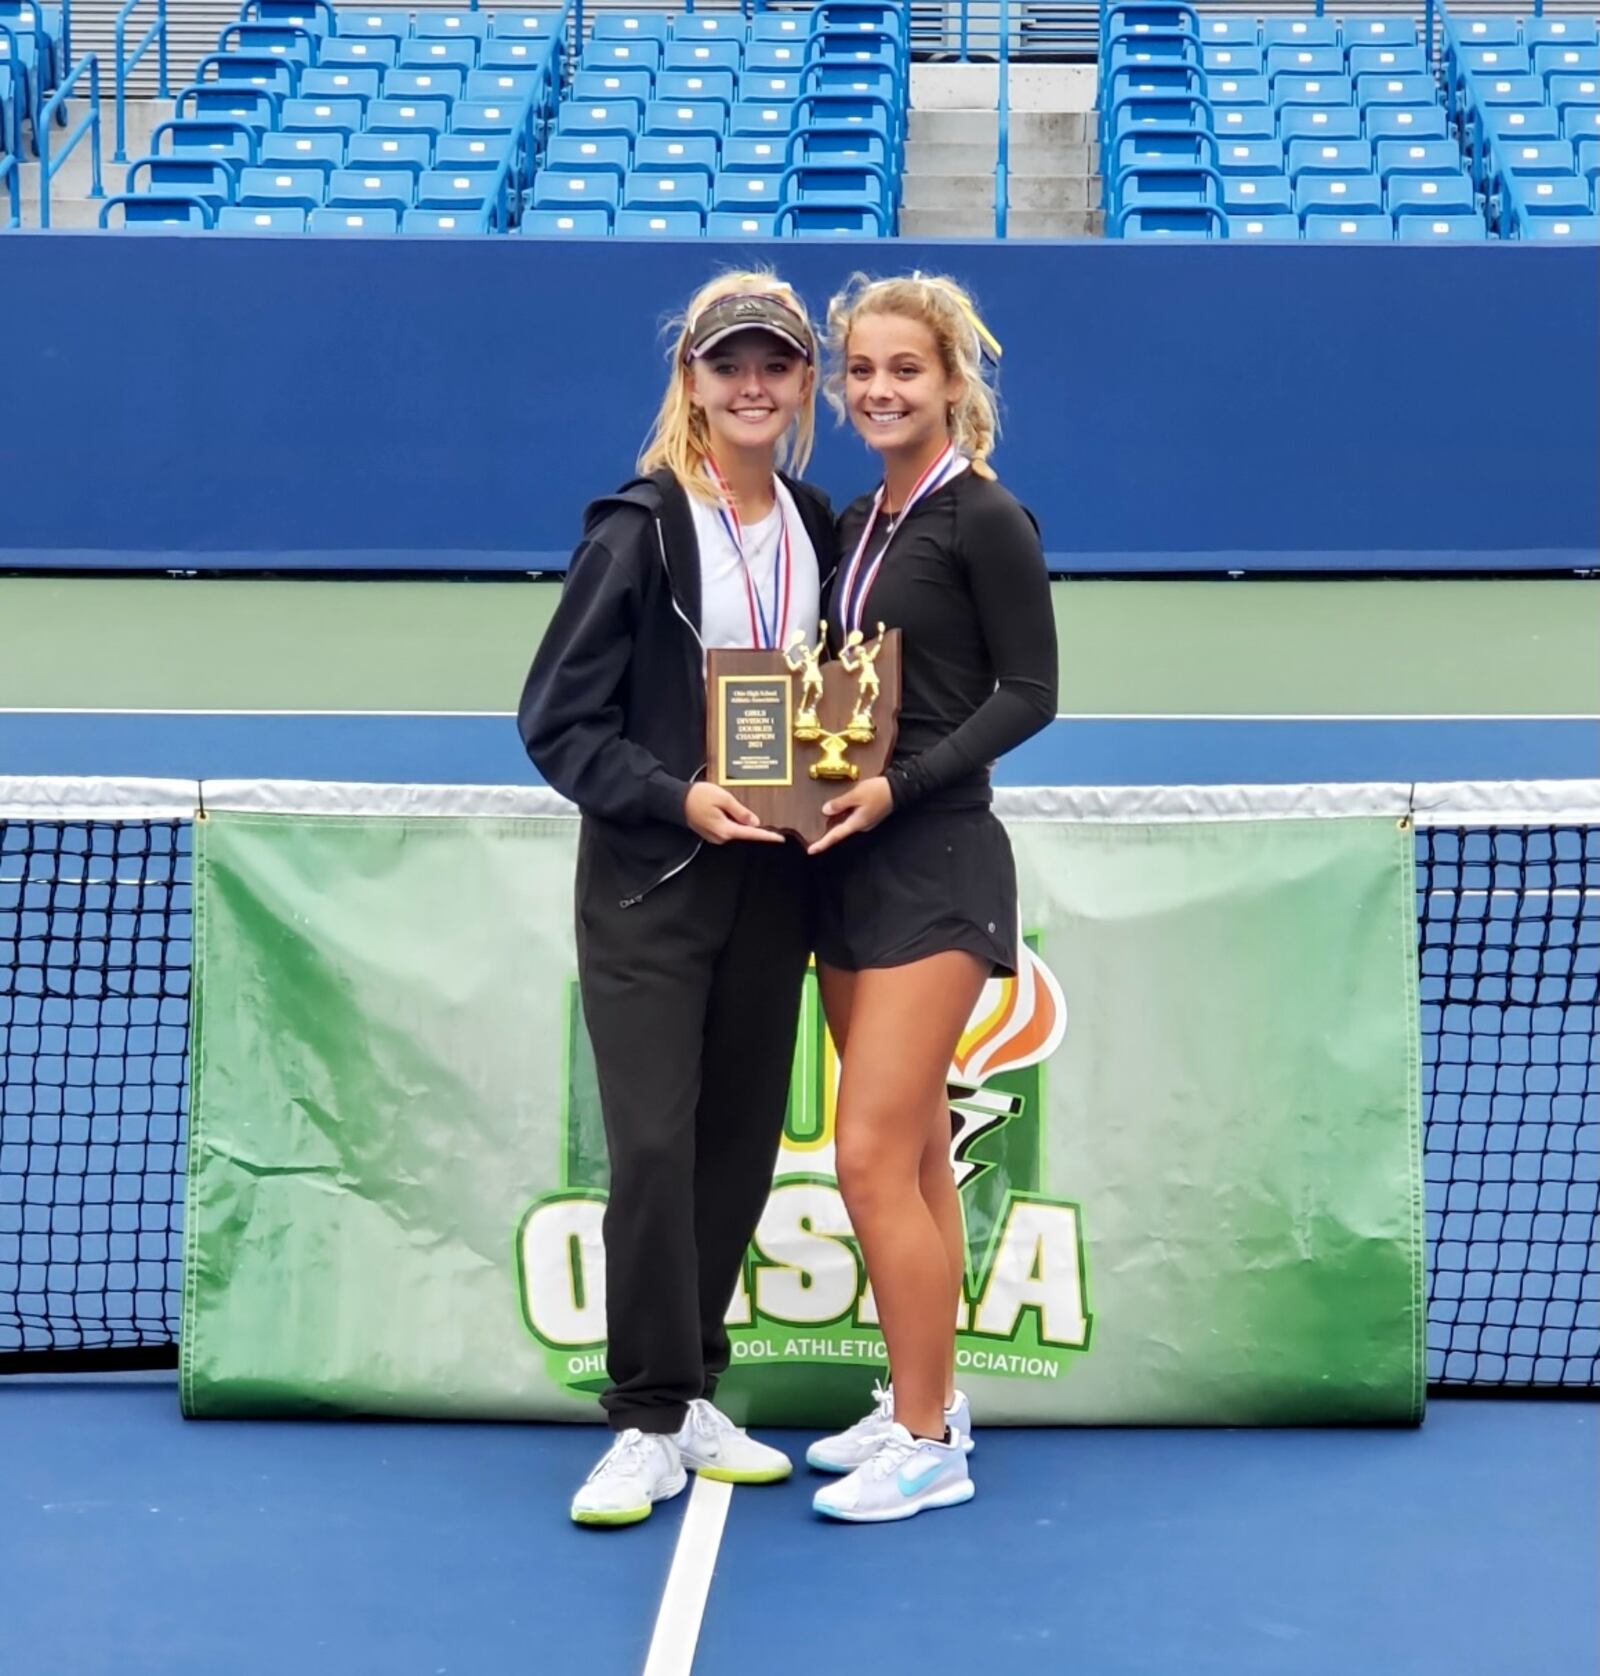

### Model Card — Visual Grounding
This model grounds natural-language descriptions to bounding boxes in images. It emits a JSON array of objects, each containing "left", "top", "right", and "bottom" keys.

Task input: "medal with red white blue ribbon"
[
  {"left": 705, "top": 458, "right": 792, "bottom": 651},
  {"left": 836, "top": 444, "right": 967, "bottom": 635}
]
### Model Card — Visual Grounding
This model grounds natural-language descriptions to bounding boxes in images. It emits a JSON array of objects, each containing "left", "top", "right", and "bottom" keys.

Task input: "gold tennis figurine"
[
  {"left": 784, "top": 624, "right": 827, "bottom": 743},
  {"left": 839, "top": 623, "right": 886, "bottom": 744}
]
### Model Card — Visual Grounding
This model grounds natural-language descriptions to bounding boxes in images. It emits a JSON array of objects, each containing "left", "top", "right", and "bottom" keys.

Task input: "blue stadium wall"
[{"left": 2, "top": 235, "right": 1596, "bottom": 574}]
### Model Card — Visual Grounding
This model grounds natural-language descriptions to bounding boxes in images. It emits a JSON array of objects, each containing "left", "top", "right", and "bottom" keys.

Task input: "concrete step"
[
  {"left": 900, "top": 171, "right": 1092, "bottom": 212},
  {"left": 904, "top": 138, "right": 1097, "bottom": 176},
  {"left": 908, "top": 109, "right": 1095, "bottom": 147},
  {"left": 12, "top": 98, "right": 170, "bottom": 226},
  {"left": 1006, "top": 208, "right": 1100, "bottom": 237},
  {"left": 910, "top": 63, "right": 1097, "bottom": 112}
]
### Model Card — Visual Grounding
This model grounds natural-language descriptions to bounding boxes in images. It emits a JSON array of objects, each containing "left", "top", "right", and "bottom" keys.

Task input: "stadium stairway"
[
  {"left": 897, "top": 62, "right": 1102, "bottom": 235},
  {"left": 13, "top": 98, "right": 168, "bottom": 228}
]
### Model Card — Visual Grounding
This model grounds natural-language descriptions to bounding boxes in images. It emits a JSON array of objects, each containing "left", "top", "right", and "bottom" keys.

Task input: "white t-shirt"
[{"left": 690, "top": 477, "right": 821, "bottom": 653}]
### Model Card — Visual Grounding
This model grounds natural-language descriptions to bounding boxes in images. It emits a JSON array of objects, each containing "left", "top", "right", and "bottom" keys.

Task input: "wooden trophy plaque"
[{"left": 706, "top": 625, "right": 902, "bottom": 848}]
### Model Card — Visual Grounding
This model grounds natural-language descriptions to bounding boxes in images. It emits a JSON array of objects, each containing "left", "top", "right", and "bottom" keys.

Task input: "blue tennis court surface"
[
  {"left": 1, "top": 1379, "right": 1593, "bottom": 1676},
  {"left": 1, "top": 713, "right": 1596, "bottom": 785}
]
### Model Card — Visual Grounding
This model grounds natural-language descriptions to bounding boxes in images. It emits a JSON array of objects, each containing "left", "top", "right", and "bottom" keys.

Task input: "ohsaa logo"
[{"left": 517, "top": 931, "right": 1091, "bottom": 1396}]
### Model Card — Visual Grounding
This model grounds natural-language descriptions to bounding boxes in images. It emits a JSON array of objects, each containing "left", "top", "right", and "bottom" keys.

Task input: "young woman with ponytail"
[
  {"left": 804, "top": 274, "right": 1059, "bottom": 1524},
  {"left": 518, "top": 272, "right": 835, "bottom": 1527}
]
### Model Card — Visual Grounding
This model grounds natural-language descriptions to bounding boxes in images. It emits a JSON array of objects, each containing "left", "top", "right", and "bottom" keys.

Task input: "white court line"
[
  {"left": 641, "top": 1476, "right": 732, "bottom": 1676},
  {"left": 1, "top": 708, "right": 1597, "bottom": 722}
]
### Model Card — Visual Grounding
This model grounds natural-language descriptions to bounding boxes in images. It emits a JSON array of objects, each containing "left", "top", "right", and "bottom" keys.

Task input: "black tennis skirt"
[{"left": 811, "top": 804, "right": 1019, "bottom": 977}]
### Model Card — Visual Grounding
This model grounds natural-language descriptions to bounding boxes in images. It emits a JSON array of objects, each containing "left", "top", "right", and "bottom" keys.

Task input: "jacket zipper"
[{"left": 618, "top": 517, "right": 707, "bottom": 908}]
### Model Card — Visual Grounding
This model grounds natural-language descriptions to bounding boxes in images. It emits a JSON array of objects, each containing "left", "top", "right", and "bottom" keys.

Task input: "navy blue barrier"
[{"left": 1, "top": 235, "right": 1595, "bottom": 574}]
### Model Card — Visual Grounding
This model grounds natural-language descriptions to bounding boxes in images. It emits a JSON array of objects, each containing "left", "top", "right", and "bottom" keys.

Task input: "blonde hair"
[
  {"left": 824, "top": 272, "right": 1001, "bottom": 480},
  {"left": 638, "top": 270, "right": 818, "bottom": 504}
]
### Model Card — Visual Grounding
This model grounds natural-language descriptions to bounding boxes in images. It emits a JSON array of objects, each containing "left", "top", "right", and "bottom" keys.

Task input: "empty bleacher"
[
  {"left": 1102, "top": 3, "right": 1599, "bottom": 238},
  {"left": 76, "top": 0, "right": 907, "bottom": 234}
]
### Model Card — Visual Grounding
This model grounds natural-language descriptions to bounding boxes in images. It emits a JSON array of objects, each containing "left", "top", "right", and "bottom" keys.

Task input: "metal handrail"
[
  {"left": 38, "top": 49, "right": 102, "bottom": 227},
  {"left": 1109, "top": 199, "right": 1228, "bottom": 235},
  {"left": 996, "top": 0, "right": 1010, "bottom": 234},
  {"left": 98, "top": 189, "right": 213, "bottom": 228},
  {"left": 113, "top": 0, "right": 166, "bottom": 164},
  {"left": 0, "top": 146, "right": 17, "bottom": 226},
  {"left": 0, "top": 21, "right": 35, "bottom": 162}
]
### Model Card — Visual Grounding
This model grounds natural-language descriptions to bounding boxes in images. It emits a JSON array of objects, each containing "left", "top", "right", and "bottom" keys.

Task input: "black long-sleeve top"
[{"left": 827, "top": 470, "right": 1058, "bottom": 811}]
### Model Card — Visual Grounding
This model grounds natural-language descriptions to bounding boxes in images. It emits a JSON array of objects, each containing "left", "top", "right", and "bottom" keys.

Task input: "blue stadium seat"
[
  {"left": 307, "top": 205, "right": 400, "bottom": 233},
  {"left": 1202, "top": 45, "right": 1264, "bottom": 76},
  {"left": 634, "top": 133, "right": 717, "bottom": 175},
  {"left": 193, "top": 53, "right": 298, "bottom": 104},
  {"left": 614, "top": 206, "right": 704, "bottom": 234},
  {"left": 1279, "top": 106, "right": 1363, "bottom": 140},
  {"left": 177, "top": 84, "right": 279, "bottom": 130},
  {"left": 403, "top": 206, "right": 482, "bottom": 232},
  {"left": 492, "top": 10, "right": 562, "bottom": 38},
  {"left": 385, "top": 67, "right": 465, "bottom": 103},
  {"left": 531, "top": 169, "right": 621, "bottom": 211},
  {"left": 1214, "top": 137, "right": 1285, "bottom": 176},
  {"left": 452, "top": 100, "right": 522, "bottom": 137},
  {"left": 713, "top": 168, "right": 780, "bottom": 212},
  {"left": 280, "top": 97, "right": 364, "bottom": 140},
  {"left": 593, "top": 13, "right": 671, "bottom": 47},
  {"left": 259, "top": 130, "right": 343, "bottom": 173},
  {"left": 622, "top": 167, "right": 711, "bottom": 211},
  {"left": 1287, "top": 137, "right": 1373, "bottom": 176},
  {"left": 348, "top": 130, "right": 433, "bottom": 178},
  {"left": 728, "top": 100, "right": 796, "bottom": 136},
  {"left": 1527, "top": 17, "right": 1600, "bottom": 50},
  {"left": 520, "top": 206, "right": 611, "bottom": 233},
  {"left": 558, "top": 99, "right": 643, "bottom": 138},
  {"left": 746, "top": 41, "right": 806, "bottom": 73},
  {"left": 467, "top": 68, "right": 542, "bottom": 106},
  {"left": 1549, "top": 73, "right": 1600, "bottom": 122},
  {"left": 663, "top": 40, "right": 744, "bottom": 74},
  {"left": 416, "top": 167, "right": 494, "bottom": 208},
  {"left": 1275, "top": 75, "right": 1354, "bottom": 108},
  {"left": 99, "top": 193, "right": 215, "bottom": 230},
  {"left": 1388, "top": 174, "right": 1476, "bottom": 214},
  {"left": 543, "top": 133, "right": 631, "bottom": 176},
  {"left": 646, "top": 99, "right": 727, "bottom": 136},
  {"left": 217, "top": 21, "right": 316, "bottom": 66},
  {"left": 1212, "top": 105, "right": 1276, "bottom": 139},
  {"left": 1448, "top": 16, "right": 1519, "bottom": 51},
  {"left": 1535, "top": 45, "right": 1600, "bottom": 85},
  {"left": 1521, "top": 212, "right": 1600, "bottom": 237},
  {"left": 1456, "top": 43, "right": 1533, "bottom": 81},
  {"left": 722, "top": 135, "right": 785, "bottom": 172},
  {"left": 481, "top": 38, "right": 554, "bottom": 72},
  {"left": 1116, "top": 204, "right": 1229, "bottom": 236},
  {"left": 750, "top": 13, "right": 808, "bottom": 45},
  {"left": 1395, "top": 210, "right": 1488, "bottom": 239},
  {"left": 1505, "top": 172, "right": 1593, "bottom": 222},
  {"left": 574, "top": 68, "right": 655, "bottom": 104},
  {"left": 1578, "top": 137, "right": 1600, "bottom": 183},
  {"left": 706, "top": 208, "right": 777, "bottom": 235},
  {"left": 1481, "top": 104, "right": 1562, "bottom": 145},
  {"left": 1341, "top": 16, "right": 1416, "bottom": 49},
  {"left": 740, "top": 71, "right": 802, "bottom": 104},
  {"left": 1221, "top": 171, "right": 1291, "bottom": 211},
  {"left": 413, "top": 12, "right": 489, "bottom": 45},
  {"left": 1207, "top": 71, "right": 1270, "bottom": 105},
  {"left": 1348, "top": 44, "right": 1427, "bottom": 79},
  {"left": 581, "top": 39, "right": 661, "bottom": 74},
  {"left": 237, "top": 164, "right": 324, "bottom": 210},
  {"left": 671, "top": 11, "right": 745, "bottom": 44},
  {"left": 1111, "top": 37, "right": 1205, "bottom": 76},
  {"left": 1197, "top": 15, "right": 1256, "bottom": 45},
  {"left": 326, "top": 167, "right": 414, "bottom": 214},
  {"left": 1260, "top": 17, "right": 1337, "bottom": 50},
  {"left": 150, "top": 118, "right": 259, "bottom": 170},
  {"left": 1377, "top": 138, "right": 1464, "bottom": 180},
  {"left": 1364, "top": 105, "right": 1449, "bottom": 140},
  {"left": 339, "top": 10, "right": 409, "bottom": 43},
  {"left": 1355, "top": 73, "right": 1435, "bottom": 107},
  {"left": 217, "top": 204, "right": 307, "bottom": 232},
  {"left": 125, "top": 154, "right": 235, "bottom": 211},
  {"left": 1295, "top": 172, "right": 1384, "bottom": 214},
  {"left": 1564, "top": 107, "right": 1600, "bottom": 141},
  {"left": 367, "top": 98, "right": 452, "bottom": 139},
  {"left": 302, "top": 67, "right": 382, "bottom": 105},
  {"left": 1266, "top": 45, "right": 1344, "bottom": 81},
  {"left": 1301, "top": 211, "right": 1391, "bottom": 238},
  {"left": 400, "top": 38, "right": 478, "bottom": 74},
  {"left": 318, "top": 38, "right": 399, "bottom": 70},
  {"left": 657, "top": 68, "right": 737, "bottom": 105},
  {"left": 1228, "top": 211, "right": 1300, "bottom": 237}
]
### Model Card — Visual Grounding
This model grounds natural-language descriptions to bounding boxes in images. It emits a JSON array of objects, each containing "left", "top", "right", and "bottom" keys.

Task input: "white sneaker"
[
  {"left": 674, "top": 1398, "right": 792, "bottom": 1484},
  {"left": 812, "top": 1422, "right": 974, "bottom": 1524},
  {"left": 570, "top": 1429, "right": 687, "bottom": 1527},
  {"left": 806, "top": 1383, "right": 975, "bottom": 1473}
]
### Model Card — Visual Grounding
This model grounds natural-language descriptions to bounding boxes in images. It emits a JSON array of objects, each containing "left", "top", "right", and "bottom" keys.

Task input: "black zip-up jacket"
[{"left": 518, "top": 468, "right": 836, "bottom": 908}]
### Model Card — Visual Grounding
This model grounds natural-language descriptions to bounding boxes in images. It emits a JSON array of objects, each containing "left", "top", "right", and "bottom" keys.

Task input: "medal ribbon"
[
  {"left": 705, "top": 458, "right": 792, "bottom": 651},
  {"left": 836, "top": 444, "right": 966, "bottom": 634}
]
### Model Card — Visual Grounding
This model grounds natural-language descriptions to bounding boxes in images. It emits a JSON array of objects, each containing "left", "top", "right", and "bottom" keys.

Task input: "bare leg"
[
  {"left": 825, "top": 952, "right": 988, "bottom": 1442},
  {"left": 920, "top": 1094, "right": 965, "bottom": 1408}
]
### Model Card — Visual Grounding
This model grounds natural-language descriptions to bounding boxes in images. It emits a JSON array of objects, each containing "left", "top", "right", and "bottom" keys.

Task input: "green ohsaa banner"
[{"left": 180, "top": 787, "right": 1425, "bottom": 1426}]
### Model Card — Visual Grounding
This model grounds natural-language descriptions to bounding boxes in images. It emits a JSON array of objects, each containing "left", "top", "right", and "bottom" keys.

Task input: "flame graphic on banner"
[{"left": 949, "top": 931, "right": 1068, "bottom": 1091}]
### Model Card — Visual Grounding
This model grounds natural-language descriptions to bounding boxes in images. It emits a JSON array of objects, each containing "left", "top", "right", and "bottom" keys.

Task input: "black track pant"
[{"left": 575, "top": 831, "right": 809, "bottom": 1435}]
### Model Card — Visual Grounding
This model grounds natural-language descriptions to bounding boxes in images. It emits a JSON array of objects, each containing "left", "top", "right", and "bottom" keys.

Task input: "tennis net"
[{"left": 2, "top": 777, "right": 1595, "bottom": 1387}]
